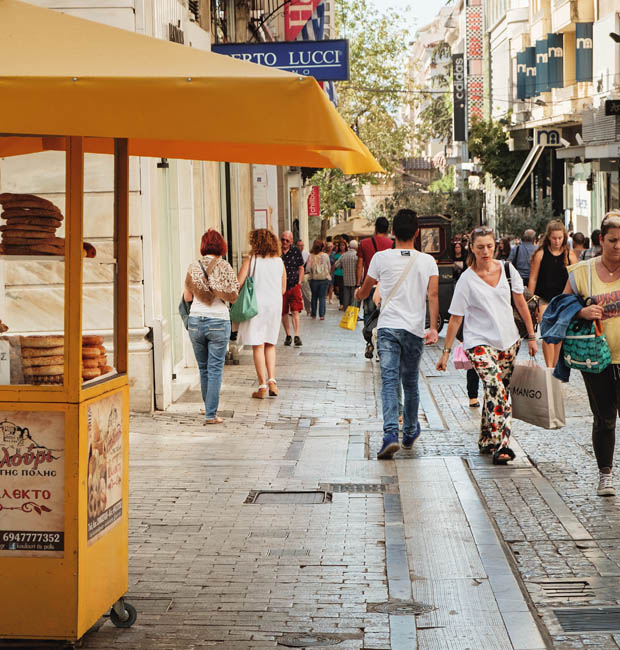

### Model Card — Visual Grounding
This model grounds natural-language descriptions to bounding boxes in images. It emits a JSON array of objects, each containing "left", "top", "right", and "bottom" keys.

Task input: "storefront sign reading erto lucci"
[
  {"left": 212, "top": 40, "right": 349, "bottom": 82},
  {"left": 0, "top": 411, "right": 65, "bottom": 557}
]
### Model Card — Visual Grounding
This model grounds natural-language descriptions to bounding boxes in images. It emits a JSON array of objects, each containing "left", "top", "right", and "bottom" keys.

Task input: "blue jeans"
[
  {"left": 310, "top": 279, "right": 329, "bottom": 317},
  {"left": 377, "top": 328, "right": 424, "bottom": 440},
  {"left": 187, "top": 316, "right": 231, "bottom": 420}
]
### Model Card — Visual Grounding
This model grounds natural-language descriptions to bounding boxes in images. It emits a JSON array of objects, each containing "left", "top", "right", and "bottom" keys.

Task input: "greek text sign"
[
  {"left": 212, "top": 40, "right": 349, "bottom": 82},
  {"left": 0, "top": 411, "right": 64, "bottom": 557}
]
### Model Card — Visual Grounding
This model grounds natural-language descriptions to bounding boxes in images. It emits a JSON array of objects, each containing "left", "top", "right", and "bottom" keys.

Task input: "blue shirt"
[{"left": 507, "top": 242, "right": 536, "bottom": 281}]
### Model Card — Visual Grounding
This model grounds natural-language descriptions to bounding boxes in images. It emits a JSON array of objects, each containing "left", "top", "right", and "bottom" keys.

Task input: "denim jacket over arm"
[{"left": 540, "top": 293, "right": 585, "bottom": 382}]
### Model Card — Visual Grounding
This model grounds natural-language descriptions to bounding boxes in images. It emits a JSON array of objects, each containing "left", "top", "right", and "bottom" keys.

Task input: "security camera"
[
  {"left": 560, "top": 137, "right": 571, "bottom": 148},
  {"left": 576, "top": 133, "right": 584, "bottom": 145}
]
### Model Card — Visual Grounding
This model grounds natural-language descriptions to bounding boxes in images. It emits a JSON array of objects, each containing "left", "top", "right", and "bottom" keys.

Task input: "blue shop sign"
[{"left": 212, "top": 39, "right": 349, "bottom": 82}]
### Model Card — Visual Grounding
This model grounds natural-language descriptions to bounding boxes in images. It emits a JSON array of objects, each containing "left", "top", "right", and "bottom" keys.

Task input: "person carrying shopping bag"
[{"left": 436, "top": 227, "right": 538, "bottom": 464}]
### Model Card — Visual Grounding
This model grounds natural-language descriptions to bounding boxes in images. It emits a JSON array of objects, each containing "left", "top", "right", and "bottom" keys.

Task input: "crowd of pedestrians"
[{"left": 183, "top": 211, "right": 620, "bottom": 498}]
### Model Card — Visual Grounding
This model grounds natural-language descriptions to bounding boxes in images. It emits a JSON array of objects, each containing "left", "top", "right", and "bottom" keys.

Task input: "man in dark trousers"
[
  {"left": 280, "top": 230, "right": 304, "bottom": 346},
  {"left": 356, "top": 217, "right": 393, "bottom": 358}
]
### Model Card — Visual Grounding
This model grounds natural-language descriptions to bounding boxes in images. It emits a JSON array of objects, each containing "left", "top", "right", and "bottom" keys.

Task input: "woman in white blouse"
[{"left": 436, "top": 227, "right": 537, "bottom": 464}]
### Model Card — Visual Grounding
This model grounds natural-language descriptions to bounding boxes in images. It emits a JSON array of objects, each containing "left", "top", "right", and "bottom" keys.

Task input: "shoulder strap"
[
  {"left": 381, "top": 251, "right": 419, "bottom": 312},
  {"left": 371, "top": 237, "right": 377, "bottom": 252},
  {"left": 588, "top": 258, "right": 593, "bottom": 298},
  {"left": 198, "top": 260, "right": 210, "bottom": 280},
  {"left": 392, "top": 239, "right": 396, "bottom": 249},
  {"left": 504, "top": 261, "right": 511, "bottom": 288}
]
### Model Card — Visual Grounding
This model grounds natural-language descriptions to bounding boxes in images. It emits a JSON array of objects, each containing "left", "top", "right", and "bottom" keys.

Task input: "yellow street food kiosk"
[{"left": 0, "top": 0, "right": 381, "bottom": 643}]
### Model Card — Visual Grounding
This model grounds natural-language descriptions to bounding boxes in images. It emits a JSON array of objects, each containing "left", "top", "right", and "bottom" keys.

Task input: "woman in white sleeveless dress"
[{"left": 237, "top": 229, "right": 286, "bottom": 399}]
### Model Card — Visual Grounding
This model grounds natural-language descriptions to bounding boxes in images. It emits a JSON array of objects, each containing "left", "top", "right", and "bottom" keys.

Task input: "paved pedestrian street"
[{"left": 79, "top": 306, "right": 620, "bottom": 650}]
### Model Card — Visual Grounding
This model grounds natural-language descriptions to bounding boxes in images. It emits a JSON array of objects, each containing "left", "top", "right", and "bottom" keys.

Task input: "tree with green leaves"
[{"left": 310, "top": 0, "right": 410, "bottom": 238}]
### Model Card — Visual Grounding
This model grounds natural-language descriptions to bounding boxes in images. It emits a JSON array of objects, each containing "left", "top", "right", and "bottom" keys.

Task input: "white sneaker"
[{"left": 597, "top": 471, "right": 616, "bottom": 497}]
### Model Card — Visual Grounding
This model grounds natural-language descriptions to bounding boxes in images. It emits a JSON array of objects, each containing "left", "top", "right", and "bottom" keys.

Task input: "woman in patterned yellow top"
[{"left": 564, "top": 210, "right": 620, "bottom": 496}]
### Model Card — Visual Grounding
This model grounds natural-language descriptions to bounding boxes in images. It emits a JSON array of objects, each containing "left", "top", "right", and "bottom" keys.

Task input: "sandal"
[
  {"left": 204, "top": 416, "right": 224, "bottom": 425},
  {"left": 469, "top": 399, "right": 480, "bottom": 408},
  {"left": 267, "top": 378, "right": 278, "bottom": 397},
  {"left": 492, "top": 446, "right": 515, "bottom": 465}
]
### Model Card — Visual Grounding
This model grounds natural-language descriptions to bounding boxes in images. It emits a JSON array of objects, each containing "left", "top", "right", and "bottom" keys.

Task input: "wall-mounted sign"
[
  {"left": 517, "top": 51, "right": 526, "bottom": 100},
  {"left": 525, "top": 46, "right": 536, "bottom": 99},
  {"left": 452, "top": 54, "right": 466, "bottom": 141},
  {"left": 307, "top": 186, "right": 320, "bottom": 217},
  {"left": 212, "top": 40, "right": 349, "bottom": 82},
  {"left": 535, "top": 128, "right": 562, "bottom": 146},
  {"left": 605, "top": 100, "right": 620, "bottom": 116},
  {"left": 535, "top": 39, "right": 548, "bottom": 94}
]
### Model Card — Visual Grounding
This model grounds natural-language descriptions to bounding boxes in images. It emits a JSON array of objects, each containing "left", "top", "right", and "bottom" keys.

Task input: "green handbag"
[
  {"left": 563, "top": 259, "right": 611, "bottom": 374},
  {"left": 229, "top": 257, "right": 258, "bottom": 322}
]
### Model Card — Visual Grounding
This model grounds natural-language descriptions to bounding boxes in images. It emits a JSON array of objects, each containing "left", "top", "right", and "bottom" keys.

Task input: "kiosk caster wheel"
[{"left": 110, "top": 598, "right": 137, "bottom": 628}]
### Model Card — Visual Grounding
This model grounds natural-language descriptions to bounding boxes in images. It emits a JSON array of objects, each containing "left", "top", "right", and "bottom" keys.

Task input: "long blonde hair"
[{"left": 538, "top": 219, "right": 569, "bottom": 264}]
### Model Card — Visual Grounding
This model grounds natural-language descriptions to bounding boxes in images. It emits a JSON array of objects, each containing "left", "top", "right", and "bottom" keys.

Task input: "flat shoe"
[
  {"left": 252, "top": 387, "right": 268, "bottom": 399},
  {"left": 204, "top": 417, "right": 224, "bottom": 425},
  {"left": 469, "top": 399, "right": 480, "bottom": 408},
  {"left": 492, "top": 446, "right": 515, "bottom": 465}
]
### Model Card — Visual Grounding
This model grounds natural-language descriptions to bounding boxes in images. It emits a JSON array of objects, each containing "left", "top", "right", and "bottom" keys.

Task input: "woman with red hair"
[{"left": 183, "top": 229, "right": 239, "bottom": 424}]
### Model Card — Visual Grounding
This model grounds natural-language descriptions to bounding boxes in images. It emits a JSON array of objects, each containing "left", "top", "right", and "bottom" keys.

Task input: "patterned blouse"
[{"left": 185, "top": 256, "right": 239, "bottom": 306}]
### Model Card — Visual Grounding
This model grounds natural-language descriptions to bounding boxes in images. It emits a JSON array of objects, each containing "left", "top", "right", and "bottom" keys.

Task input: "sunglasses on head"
[
  {"left": 472, "top": 226, "right": 493, "bottom": 234},
  {"left": 603, "top": 215, "right": 620, "bottom": 226}
]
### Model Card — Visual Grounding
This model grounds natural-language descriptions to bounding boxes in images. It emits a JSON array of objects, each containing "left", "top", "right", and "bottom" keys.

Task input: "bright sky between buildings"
[{"left": 368, "top": 0, "right": 452, "bottom": 39}]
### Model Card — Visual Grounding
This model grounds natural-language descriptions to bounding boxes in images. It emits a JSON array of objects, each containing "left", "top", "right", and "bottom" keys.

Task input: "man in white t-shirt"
[{"left": 355, "top": 209, "right": 439, "bottom": 459}]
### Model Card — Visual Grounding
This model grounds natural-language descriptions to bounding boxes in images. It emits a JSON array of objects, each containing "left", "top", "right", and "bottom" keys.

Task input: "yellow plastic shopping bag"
[{"left": 339, "top": 305, "right": 360, "bottom": 331}]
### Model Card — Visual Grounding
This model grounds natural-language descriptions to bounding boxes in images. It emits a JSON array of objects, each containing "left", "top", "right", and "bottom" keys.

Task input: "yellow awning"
[{"left": 0, "top": 0, "right": 382, "bottom": 174}]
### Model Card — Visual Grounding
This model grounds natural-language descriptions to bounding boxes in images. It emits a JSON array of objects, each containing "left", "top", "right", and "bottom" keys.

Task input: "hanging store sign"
[
  {"left": 284, "top": 0, "right": 323, "bottom": 41},
  {"left": 517, "top": 51, "right": 526, "bottom": 101},
  {"left": 576, "top": 23, "right": 593, "bottom": 82},
  {"left": 452, "top": 54, "right": 466, "bottom": 141},
  {"left": 547, "top": 33, "right": 564, "bottom": 89},
  {"left": 535, "top": 39, "right": 548, "bottom": 94},
  {"left": 525, "top": 47, "right": 536, "bottom": 99},
  {"left": 212, "top": 40, "right": 349, "bottom": 82},
  {"left": 307, "top": 186, "right": 320, "bottom": 217}
]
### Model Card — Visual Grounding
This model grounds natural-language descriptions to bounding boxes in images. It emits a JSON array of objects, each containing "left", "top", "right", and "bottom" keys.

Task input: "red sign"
[
  {"left": 284, "top": 0, "right": 322, "bottom": 41},
  {"left": 307, "top": 186, "right": 320, "bottom": 216}
]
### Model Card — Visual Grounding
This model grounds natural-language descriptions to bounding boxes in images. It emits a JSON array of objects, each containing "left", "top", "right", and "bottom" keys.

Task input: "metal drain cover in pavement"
[
  {"left": 539, "top": 579, "right": 594, "bottom": 602},
  {"left": 553, "top": 607, "right": 620, "bottom": 632},
  {"left": 368, "top": 599, "right": 435, "bottom": 615},
  {"left": 278, "top": 634, "right": 346, "bottom": 647},
  {"left": 319, "top": 482, "right": 393, "bottom": 493},
  {"left": 245, "top": 490, "right": 332, "bottom": 504}
]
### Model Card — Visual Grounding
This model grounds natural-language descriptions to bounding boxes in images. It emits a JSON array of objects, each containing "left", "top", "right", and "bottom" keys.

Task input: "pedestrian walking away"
[
  {"left": 237, "top": 229, "right": 286, "bottom": 399},
  {"left": 355, "top": 209, "right": 440, "bottom": 460},
  {"left": 437, "top": 226, "right": 538, "bottom": 465},
  {"left": 507, "top": 228, "right": 536, "bottom": 284},
  {"left": 332, "top": 239, "right": 347, "bottom": 310},
  {"left": 307, "top": 239, "right": 332, "bottom": 319},
  {"left": 563, "top": 210, "right": 620, "bottom": 496},
  {"left": 357, "top": 216, "right": 394, "bottom": 359},
  {"left": 333, "top": 239, "right": 358, "bottom": 310},
  {"left": 184, "top": 229, "right": 240, "bottom": 425},
  {"left": 581, "top": 228, "right": 602, "bottom": 260},
  {"left": 280, "top": 230, "right": 304, "bottom": 347},
  {"left": 529, "top": 220, "right": 578, "bottom": 367}
]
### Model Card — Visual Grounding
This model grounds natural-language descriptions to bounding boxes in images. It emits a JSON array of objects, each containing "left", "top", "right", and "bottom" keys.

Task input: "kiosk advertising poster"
[
  {"left": 0, "top": 411, "right": 64, "bottom": 557},
  {"left": 87, "top": 393, "right": 122, "bottom": 544}
]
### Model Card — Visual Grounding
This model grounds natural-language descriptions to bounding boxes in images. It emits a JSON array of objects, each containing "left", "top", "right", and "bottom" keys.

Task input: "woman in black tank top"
[{"left": 528, "top": 220, "right": 578, "bottom": 367}]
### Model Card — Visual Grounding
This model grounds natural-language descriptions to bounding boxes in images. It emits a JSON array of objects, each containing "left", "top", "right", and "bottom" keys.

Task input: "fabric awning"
[
  {"left": 504, "top": 144, "right": 544, "bottom": 205},
  {"left": 0, "top": 0, "right": 382, "bottom": 174}
]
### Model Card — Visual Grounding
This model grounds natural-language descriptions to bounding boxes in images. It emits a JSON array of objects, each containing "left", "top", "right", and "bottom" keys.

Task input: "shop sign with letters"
[{"left": 0, "top": 411, "right": 64, "bottom": 557}]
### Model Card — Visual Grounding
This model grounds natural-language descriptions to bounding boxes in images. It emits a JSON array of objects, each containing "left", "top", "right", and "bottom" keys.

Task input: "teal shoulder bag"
[
  {"left": 563, "top": 260, "right": 611, "bottom": 374},
  {"left": 230, "top": 257, "right": 259, "bottom": 322}
]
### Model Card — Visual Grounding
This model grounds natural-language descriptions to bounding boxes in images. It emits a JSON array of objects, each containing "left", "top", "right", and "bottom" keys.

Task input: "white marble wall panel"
[
  {"left": 0, "top": 152, "right": 140, "bottom": 194},
  {"left": 2, "top": 238, "right": 143, "bottom": 286},
  {"left": 4, "top": 284, "right": 144, "bottom": 332}
]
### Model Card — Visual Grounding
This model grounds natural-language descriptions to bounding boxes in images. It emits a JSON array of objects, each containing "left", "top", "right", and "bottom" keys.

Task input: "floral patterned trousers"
[{"left": 466, "top": 341, "right": 520, "bottom": 452}]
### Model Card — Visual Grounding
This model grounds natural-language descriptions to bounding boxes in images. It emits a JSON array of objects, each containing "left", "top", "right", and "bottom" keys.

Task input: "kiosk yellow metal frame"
[{"left": 0, "top": 136, "right": 132, "bottom": 641}]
